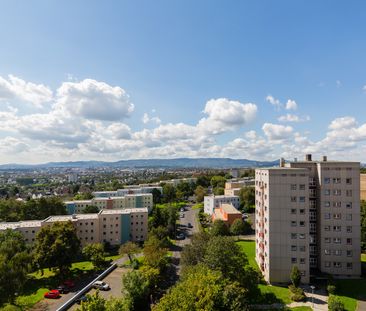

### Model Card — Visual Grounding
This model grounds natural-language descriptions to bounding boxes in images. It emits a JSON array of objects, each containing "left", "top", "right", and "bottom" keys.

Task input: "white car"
[{"left": 93, "top": 281, "right": 110, "bottom": 291}]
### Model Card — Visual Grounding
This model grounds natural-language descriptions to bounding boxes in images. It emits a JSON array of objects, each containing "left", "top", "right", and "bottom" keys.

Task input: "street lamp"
[{"left": 310, "top": 285, "right": 315, "bottom": 308}]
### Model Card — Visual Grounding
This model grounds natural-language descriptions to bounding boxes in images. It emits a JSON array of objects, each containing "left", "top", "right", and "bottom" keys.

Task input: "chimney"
[
  {"left": 322, "top": 155, "right": 327, "bottom": 162},
  {"left": 305, "top": 154, "right": 312, "bottom": 161},
  {"left": 280, "top": 158, "right": 285, "bottom": 167}
]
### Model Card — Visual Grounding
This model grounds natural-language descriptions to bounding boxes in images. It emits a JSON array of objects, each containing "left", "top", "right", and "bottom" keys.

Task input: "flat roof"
[
  {"left": 100, "top": 208, "right": 148, "bottom": 214},
  {"left": 45, "top": 214, "right": 99, "bottom": 222},
  {"left": 220, "top": 203, "right": 241, "bottom": 214},
  {"left": 0, "top": 220, "right": 42, "bottom": 230}
]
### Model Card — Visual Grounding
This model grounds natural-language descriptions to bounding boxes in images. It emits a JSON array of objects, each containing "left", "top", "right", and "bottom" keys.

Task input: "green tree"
[
  {"left": 211, "top": 219, "right": 230, "bottom": 236},
  {"left": 0, "top": 230, "right": 31, "bottom": 303},
  {"left": 162, "top": 184, "right": 176, "bottom": 203},
  {"left": 222, "top": 281, "right": 249, "bottom": 311},
  {"left": 213, "top": 187, "right": 224, "bottom": 195},
  {"left": 196, "top": 175, "right": 210, "bottom": 188},
  {"left": 328, "top": 295, "right": 345, "bottom": 311},
  {"left": 239, "top": 187, "right": 255, "bottom": 211},
  {"left": 77, "top": 291, "right": 106, "bottom": 311},
  {"left": 105, "top": 297, "right": 132, "bottom": 311},
  {"left": 230, "top": 219, "right": 251, "bottom": 235},
  {"left": 148, "top": 226, "right": 170, "bottom": 247},
  {"left": 361, "top": 200, "right": 366, "bottom": 251},
  {"left": 82, "top": 205, "right": 100, "bottom": 214},
  {"left": 33, "top": 221, "right": 81, "bottom": 275},
  {"left": 82, "top": 243, "right": 107, "bottom": 270},
  {"left": 122, "top": 270, "right": 149, "bottom": 311},
  {"left": 194, "top": 185, "right": 206, "bottom": 203},
  {"left": 143, "top": 236, "right": 168, "bottom": 271},
  {"left": 290, "top": 265, "right": 301, "bottom": 288},
  {"left": 119, "top": 241, "right": 140, "bottom": 263},
  {"left": 151, "top": 188, "right": 162, "bottom": 204},
  {"left": 210, "top": 176, "right": 226, "bottom": 188},
  {"left": 181, "top": 232, "right": 210, "bottom": 267}
]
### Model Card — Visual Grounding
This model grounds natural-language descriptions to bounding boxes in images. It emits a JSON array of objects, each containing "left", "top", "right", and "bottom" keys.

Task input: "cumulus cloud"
[
  {"left": 285, "top": 99, "right": 297, "bottom": 110},
  {"left": 278, "top": 114, "right": 310, "bottom": 123},
  {"left": 0, "top": 74, "right": 52, "bottom": 107},
  {"left": 55, "top": 79, "right": 134, "bottom": 121},
  {"left": 328, "top": 116, "right": 357, "bottom": 130},
  {"left": 198, "top": 98, "right": 257, "bottom": 134},
  {"left": 266, "top": 95, "right": 281, "bottom": 109},
  {"left": 142, "top": 112, "right": 161, "bottom": 124},
  {"left": 262, "top": 123, "right": 293, "bottom": 142}
]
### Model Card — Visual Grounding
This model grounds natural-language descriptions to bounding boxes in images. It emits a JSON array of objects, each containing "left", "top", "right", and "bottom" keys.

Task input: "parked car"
[
  {"left": 75, "top": 295, "right": 88, "bottom": 304},
  {"left": 180, "top": 213, "right": 184, "bottom": 218},
  {"left": 187, "top": 222, "right": 193, "bottom": 228},
  {"left": 44, "top": 290, "right": 61, "bottom": 299},
  {"left": 56, "top": 285, "right": 70, "bottom": 294},
  {"left": 180, "top": 207, "right": 185, "bottom": 212},
  {"left": 242, "top": 213, "right": 249, "bottom": 219},
  {"left": 176, "top": 233, "right": 185, "bottom": 240},
  {"left": 63, "top": 280, "right": 75, "bottom": 288},
  {"left": 93, "top": 281, "right": 110, "bottom": 291}
]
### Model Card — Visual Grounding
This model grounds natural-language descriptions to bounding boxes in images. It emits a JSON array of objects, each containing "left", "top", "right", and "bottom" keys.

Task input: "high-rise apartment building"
[{"left": 255, "top": 155, "right": 361, "bottom": 284}]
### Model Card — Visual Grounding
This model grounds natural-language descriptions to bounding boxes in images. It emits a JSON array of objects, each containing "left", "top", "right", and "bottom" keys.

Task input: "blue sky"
[{"left": 0, "top": 0, "right": 366, "bottom": 163}]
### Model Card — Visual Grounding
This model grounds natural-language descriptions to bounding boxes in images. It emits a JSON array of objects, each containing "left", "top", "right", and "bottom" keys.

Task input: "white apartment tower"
[{"left": 255, "top": 154, "right": 361, "bottom": 284}]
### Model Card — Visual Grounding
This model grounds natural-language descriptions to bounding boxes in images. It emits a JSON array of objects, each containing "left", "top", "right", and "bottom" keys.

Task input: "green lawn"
[
  {"left": 362, "top": 253, "right": 366, "bottom": 262},
  {"left": 192, "top": 203, "right": 203, "bottom": 210},
  {"left": 288, "top": 307, "right": 312, "bottom": 311},
  {"left": 332, "top": 278, "right": 366, "bottom": 311},
  {"left": 236, "top": 240, "right": 259, "bottom": 271}
]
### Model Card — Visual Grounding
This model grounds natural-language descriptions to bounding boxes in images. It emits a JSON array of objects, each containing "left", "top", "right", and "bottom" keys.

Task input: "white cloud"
[
  {"left": 142, "top": 112, "right": 161, "bottom": 124},
  {"left": 198, "top": 98, "right": 257, "bottom": 134},
  {"left": 328, "top": 116, "right": 357, "bottom": 130},
  {"left": 285, "top": 99, "right": 297, "bottom": 110},
  {"left": 278, "top": 114, "right": 310, "bottom": 123},
  {"left": 0, "top": 74, "right": 53, "bottom": 107},
  {"left": 262, "top": 123, "right": 293, "bottom": 142},
  {"left": 55, "top": 79, "right": 134, "bottom": 121},
  {"left": 266, "top": 95, "right": 281, "bottom": 109}
]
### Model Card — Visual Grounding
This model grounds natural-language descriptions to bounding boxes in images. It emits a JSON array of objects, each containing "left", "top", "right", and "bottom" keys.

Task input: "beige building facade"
[
  {"left": 255, "top": 155, "right": 361, "bottom": 284},
  {"left": 360, "top": 174, "right": 366, "bottom": 201}
]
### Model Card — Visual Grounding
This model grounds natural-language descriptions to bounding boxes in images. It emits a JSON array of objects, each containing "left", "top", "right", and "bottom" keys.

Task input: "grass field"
[
  {"left": 362, "top": 253, "right": 366, "bottom": 262},
  {"left": 236, "top": 240, "right": 291, "bottom": 304},
  {"left": 288, "top": 307, "right": 312, "bottom": 311},
  {"left": 333, "top": 278, "right": 366, "bottom": 311}
]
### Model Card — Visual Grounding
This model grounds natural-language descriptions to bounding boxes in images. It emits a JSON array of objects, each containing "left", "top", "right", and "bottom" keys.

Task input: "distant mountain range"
[{"left": 0, "top": 158, "right": 280, "bottom": 169}]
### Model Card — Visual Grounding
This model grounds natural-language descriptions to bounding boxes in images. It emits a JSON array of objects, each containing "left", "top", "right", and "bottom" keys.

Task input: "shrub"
[
  {"left": 328, "top": 295, "right": 345, "bottom": 311},
  {"left": 327, "top": 284, "right": 336, "bottom": 295},
  {"left": 289, "top": 285, "right": 306, "bottom": 302},
  {"left": 290, "top": 266, "right": 301, "bottom": 288}
]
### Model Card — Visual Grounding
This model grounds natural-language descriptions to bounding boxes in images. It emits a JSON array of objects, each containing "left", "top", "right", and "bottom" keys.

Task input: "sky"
[{"left": 1, "top": 0, "right": 366, "bottom": 163}]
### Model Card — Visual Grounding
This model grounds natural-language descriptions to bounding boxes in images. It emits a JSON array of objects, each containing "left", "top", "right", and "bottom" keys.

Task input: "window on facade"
[
  {"left": 346, "top": 238, "right": 352, "bottom": 245},
  {"left": 333, "top": 189, "right": 341, "bottom": 196},
  {"left": 299, "top": 197, "right": 305, "bottom": 202},
  {"left": 346, "top": 202, "right": 352, "bottom": 208},
  {"left": 346, "top": 190, "right": 352, "bottom": 197},
  {"left": 333, "top": 262, "right": 342, "bottom": 268},
  {"left": 299, "top": 221, "right": 305, "bottom": 227},
  {"left": 324, "top": 213, "right": 331, "bottom": 220},
  {"left": 291, "top": 245, "right": 297, "bottom": 251},
  {"left": 299, "top": 234, "right": 305, "bottom": 239},
  {"left": 300, "top": 258, "right": 305, "bottom": 264},
  {"left": 291, "top": 221, "right": 297, "bottom": 227},
  {"left": 291, "top": 233, "right": 297, "bottom": 239},
  {"left": 346, "top": 178, "right": 352, "bottom": 184},
  {"left": 324, "top": 189, "right": 330, "bottom": 196},
  {"left": 333, "top": 237, "right": 341, "bottom": 244},
  {"left": 333, "top": 226, "right": 341, "bottom": 232},
  {"left": 299, "top": 209, "right": 305, "bottom": 214},
  {"left": 324, "top": 178, "right": 330, "bottom": 184},
  {"left": 300, "top": 271, "right": 306, "bottom": 276},
  {"left": 347, "top": 263, "right": 353, "bottom": 269},
  {"left": 333, "top": 202, "right": 341, "bottom": 207},
  {"left": 291, "top": 184, "right": 297, "bottom": 190},
  {"left": 299, "top": 246, "right": 306, "bottom": 252},
  {"left": 333, "top": 213, "right": 341, "bottom": 219},
  {"left": 333, "top": 178, "right": 341, "bottom": 184},
  {"left": 346, "top": 226, "right": 352, "bottom": 233},
  {"left": 299, "top": 184, "right": 305, "bottom": 190},
  {"left": 347, "top": 250, "right": 353, "bottom": 257},
  {"left": 291, "top": 196, "right": 297, "bottom": 202},
  {"left": 346, "top": 214, "right": 352, "bottom": 221},
  {"left": 325, "top": 261, "right": 331, "bottom": 267},
  {"left": 324, "top": 249, "right": 331, "bottom": 255},
  {"left": 325, "top": 201, "right": 330, "bottom": 207},
  {"left": 325, "top": 237, "right": 331, "bottom": 243},
  {"left": 291, "top": 209, "right": 297, "bottom": 214},
  {"left": 291, "top": 258, "right": 297, "bottom": 263}
]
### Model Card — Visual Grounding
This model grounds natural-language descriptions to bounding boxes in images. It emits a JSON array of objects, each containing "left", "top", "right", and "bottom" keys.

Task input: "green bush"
[
  {"left": 289, "top": 285, "right": 306, "bottom": 302},
  {"left": 327, "top": 284, "right": 336, "bottom": 295},
  {"left": 328, "top": 295, "right": 345, "bottom": 311},
  {"left": 0, "top": 305, "right": 21, "bottom": 311}
]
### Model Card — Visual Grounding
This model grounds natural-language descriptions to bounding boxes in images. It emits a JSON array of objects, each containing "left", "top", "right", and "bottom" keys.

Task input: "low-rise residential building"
[
  {"left": 204, "top": 195, "right": 240, "bottom": 215},
  {"left": 93, "top": 186, "right": 163, "bottom": 198},
  {"left": 212, "top": 203, "right": 242, "bottom": 225},
  {"left": 224, "top": 178, "right": 255, "bottom": 196},
  {"left": 0, "top": 208, "right": 148, "bottom": 246},
  {"left": 64, "top": 193, "right": 153, "bottom": 214},
  {"left": 360, "top": 173, "right": 366, "bottom": 201}
]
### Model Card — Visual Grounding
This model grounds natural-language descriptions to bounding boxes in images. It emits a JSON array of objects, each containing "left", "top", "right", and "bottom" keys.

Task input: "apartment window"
[
  {"left": 291, "top": 258, "right": 297, "bottom": 263},
  {"left": 333, "top": 237, "right": 341, "bottom": 244},
  {"left": 333, "top": 189, "right": 341, "bottom": 196},
  {"left": 324, "top": 189, "right": 331, "bottom": 196},
  {"left": 347, "top": 250, "right": 353, "bottom": 257},
  {"left": 291, "top": 184, "right": 297, "bottom": 190},
  {"left": 346, "top": 178, "right": 352, "bottom": 185},
  {"left": 325, "top": 201, "right": 330, "bottom": 207},
  {"left": 103, "top": 232, "right": 106, "bottom": 235},
  {"left": 299, "top": 246, "right": 306, "bottom": 252},
  {"left": 103, "top": 218, "right": 106, "bottom": 221},
  {"left": 333, "top": 262, "right": 342, "bottom": 268},
  {"left": 333, "top": 226, "right": 341, "bottom": 232},
  {"left": 346, "top": 238, "right": 352, "bottom": 245},
  {"left": 291, "top": 196, "right": 297, "bottom": 202},
  {"left": 325, "top": 261, "right": 331, "bottom": 268},
  {"left": 346, "top": 190, "right": 353, "bottom": 197},
  {"left": 324, "top": 249, "right": 331, "bottom": 255},
  {"left": 299, "top": 197, "right": 305, "bottom": 203},
  {"left": 299, "top": 209, "right": 305, "bottom": 215},
  {"left": 291, "top": 245, "right": 297, "bottom": 251},
  {"left": 299, "top": 221, "right": 305, "bottom": 227},
  {"left": 91, "top": 222, "right": 93, "bottom": 225},
  {"left": 300, "top": 271, "right": 306, "bottom": 276},
  {"left": 291, "top": 233, "right": 297, "bottom": 239},
  {"left": 291, "top": 209, "right": 297, "bottom": 214},
  {"left": 347, "top": 263, "right": 353, "bottom": 269},
  {"left": 291, "top": 221, "right": 297, "bottom": 227},
  {"left": 333, "top": 178, "right": 341, "bottom": 184},
  {"left": 346, "top": 214, "right": 352, "bottom": 221},
  {"left": 346, "top": 226, "right": 352, "bottom": 233},
  {"left": 110, "top": 231, "right": 113, "bottom": 234},
  {"left": 116, "top": 224, "right": 119, "bottom": 227},
  {"left": 79, "top": 223, "right": 82, "bottom": 226},
  {"left": 333, "top": 202, "right": 341, "bottom": 208},
  {"left": 299, "top": 233, "right": 305, "bottom": 239},
  {"left": 130, "top": 223, "right": 133, "bottom": 226},
  {"left": 91, "top": 229, "right": 93, "bottom": 233},
  {"left": 324, "top": 178, "right": 330, "bottom": 184},
  {"left": 333, "top": 213, "right": 341, "bottom": 220},
  {"left": 299, "top": 184, "right": 305, "bottom": 190},
  {"left": 324, "top": 213, "right": 331, "bottom": 220},
  {"left": 346, "top": 202, "right": 352, "bottom": 209},
  {"left": 325, "top": 237, "right": 331, "bottom": 243},
  {"left": 91, "top": 237, "right": 93, "bottom": 240},
  {"left": 300, "top": 258, "right": 306, "bottom": 264}
]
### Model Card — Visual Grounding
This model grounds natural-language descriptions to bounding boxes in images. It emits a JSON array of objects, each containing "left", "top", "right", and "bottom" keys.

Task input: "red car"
[
  {"left": 63, "top": 280, "right": 75, "bottom": 288},
  {"left": 44, "top": 290, "right": 61, "bottom": 299}
]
